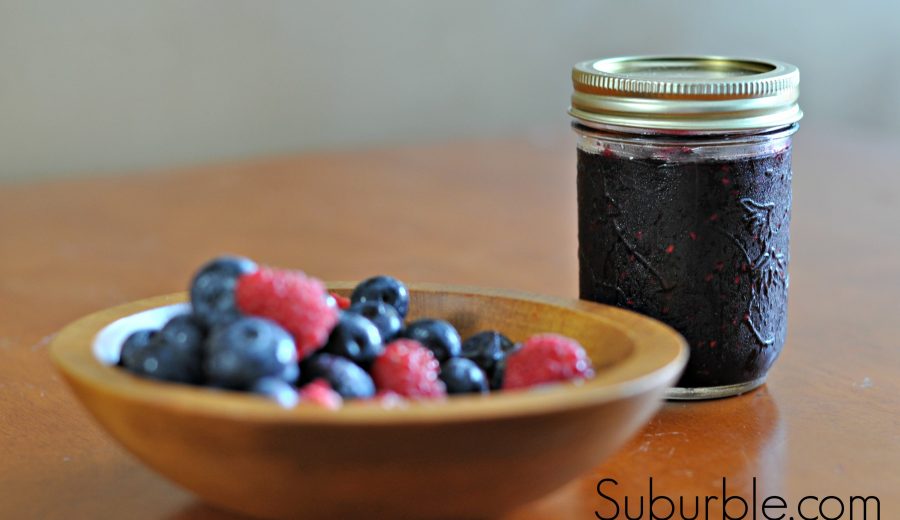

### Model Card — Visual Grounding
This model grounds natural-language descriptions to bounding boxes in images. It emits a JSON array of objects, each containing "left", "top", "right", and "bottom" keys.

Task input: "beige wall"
[{"left": 1, "top": 1, "right": 898, "bottom": 180}]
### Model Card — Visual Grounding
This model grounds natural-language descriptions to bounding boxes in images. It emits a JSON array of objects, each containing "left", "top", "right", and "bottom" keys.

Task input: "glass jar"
[{"left": 569, "top": 56, "right": 802, "bottom": 399}]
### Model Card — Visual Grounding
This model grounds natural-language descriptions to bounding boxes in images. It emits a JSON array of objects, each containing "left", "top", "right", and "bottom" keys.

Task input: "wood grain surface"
[{"left": 1, "top": 125, "right": 898, "bottom": 519}]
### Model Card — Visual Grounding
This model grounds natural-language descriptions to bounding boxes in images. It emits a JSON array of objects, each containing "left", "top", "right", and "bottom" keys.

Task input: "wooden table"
[{"left": 1, "top": 126, "right": 897, "bottom": 519}]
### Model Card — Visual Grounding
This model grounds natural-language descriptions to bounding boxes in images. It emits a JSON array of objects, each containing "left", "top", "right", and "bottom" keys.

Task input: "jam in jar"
[{"left": 570, "top": 56, "right": 802, "bottom": 399}]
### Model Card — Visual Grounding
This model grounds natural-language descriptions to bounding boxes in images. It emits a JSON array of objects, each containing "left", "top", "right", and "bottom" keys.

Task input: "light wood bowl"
[{"left": 50, "top": 283, "right": 687, "bottom": 519}]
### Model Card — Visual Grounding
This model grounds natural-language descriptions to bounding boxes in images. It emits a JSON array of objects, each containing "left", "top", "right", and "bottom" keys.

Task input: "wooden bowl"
[{"left": 50, "top": 283, "right": 687, "bottom": 519}]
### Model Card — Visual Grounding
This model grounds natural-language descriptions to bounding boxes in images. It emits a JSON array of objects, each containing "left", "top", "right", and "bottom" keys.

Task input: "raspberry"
[
  {"left": 371, "top": 339, "right": 446, "bottom": 399},
  {"left": 373, "top": 391, "right": 406, "bottom": 409},
  {"left": 299, "top": 379, "right": 343, "bottom": 410},
  {"left": 502, "top": 334, "right": 594, "bottom": 390},
  {"left": 329, "top": 292, "right": 351, "bottom": 310},
  {"left": 236, "top": 267, "right": 339, "bottom": 359}
]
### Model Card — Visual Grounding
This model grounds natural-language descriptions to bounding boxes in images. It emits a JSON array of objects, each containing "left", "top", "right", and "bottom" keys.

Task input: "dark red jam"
[{"left": 577, "top": 139, "right": 792, "bottom": 388}]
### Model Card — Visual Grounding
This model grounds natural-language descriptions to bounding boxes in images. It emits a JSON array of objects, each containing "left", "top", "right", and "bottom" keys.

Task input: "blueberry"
[
  {"left": 350, "top": 275, "right": 410, "bottom": 318},
  {"left": 400, "top": 319, "right": 461, "bottom": 362},
  {"left": 160, "top": 313, "right": 207, "bottom": 349},
  {"left": 252, "top": 377, "right": 300, "bottom": 408},
  {"left": 128, "top": 341, "right": 195, "bottom": 383},
  {"left": 204, "top": 316, "right": 299, "bottom": 389},
  {"left": 119, "top": 329, "right": 157, "bottom": 369},
  {"left": 489, "top": 356, "right": 512, "bottom": 391},
  {"left": 440, "top": 358, "right": 489, "bottom": 394},
  {"left": 322, "top": 311, "right": 383, "bottom": 365},
  {"left": 460, "top": 330, "right": 516, "bottom": 384},
  {"left": 489, "top": 342, "right": 521, "bottom": 390},
  {"left": 190, "top": 255, "right": 257, "bottom": 327},
  {"left": 156, "top": 313, "right": 206, "bottom": 378},
  {"left": 347, "top": 300, "right": 403, "bottom": 342},
  {"left": 301, "top": 353, "right": 375, "bottom": 399},
  {"left": 123, "top": 314, "right": 206, "bottom": 383}
]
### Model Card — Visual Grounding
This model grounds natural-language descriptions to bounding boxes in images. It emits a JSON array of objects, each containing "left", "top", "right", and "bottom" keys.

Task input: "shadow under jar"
[{"left": 570, "top": 56, "right": 802, "bottom": 399}]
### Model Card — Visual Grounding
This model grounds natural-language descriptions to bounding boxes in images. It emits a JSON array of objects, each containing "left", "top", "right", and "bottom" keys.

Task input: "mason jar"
[{"left": 570, "top": 56, "right": 802, "bottom": 399}]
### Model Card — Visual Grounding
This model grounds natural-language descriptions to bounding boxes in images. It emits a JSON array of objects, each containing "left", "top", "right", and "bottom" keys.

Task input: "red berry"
[
  {"left": 376, "top": 390, "right": 401, "bottom": 399},
  {"left": 299, "top": 379, "right": 343, "bottom": 410},
  {"left": 503, "top": 334, "right": 594, "bottom": 390},
  {"left": 236, "top": 267, "right": 339, "bottom": 359},
  {"left": 371, "top": 339, "right": 446, "bottom": 399},
  {"left": 374, "top": 390, "right": 406, "bottom": 408},
  {"left": 329, "top": 291, "right": 351, "bottom": 310}
]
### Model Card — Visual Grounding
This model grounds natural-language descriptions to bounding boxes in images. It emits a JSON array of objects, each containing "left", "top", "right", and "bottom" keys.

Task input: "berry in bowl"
[{"left": 50, "top": 256, "right": 687, "bottom": 519}]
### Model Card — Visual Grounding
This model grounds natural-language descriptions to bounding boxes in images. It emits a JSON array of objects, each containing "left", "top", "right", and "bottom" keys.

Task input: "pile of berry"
[{"left": 118, "top": 256, "right": 595, "bottom": 408}]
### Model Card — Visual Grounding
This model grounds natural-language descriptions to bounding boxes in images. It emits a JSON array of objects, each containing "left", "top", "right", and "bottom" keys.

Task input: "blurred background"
[{"left": 1, "top": 0, "right": 898, "bottom": 181}]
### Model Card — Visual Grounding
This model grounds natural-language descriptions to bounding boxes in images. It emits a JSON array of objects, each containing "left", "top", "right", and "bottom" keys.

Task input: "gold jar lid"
[{"left": 570, "top": 56, "right": 802, "bottom": 132}]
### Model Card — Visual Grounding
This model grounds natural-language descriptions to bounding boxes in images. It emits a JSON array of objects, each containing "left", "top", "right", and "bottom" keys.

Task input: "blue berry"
[
  {"left": 322, "top": 311, "right": 383, "bottom": 365},
  {"left": 119, "top": 329, "right": 157, "bottom": 369},
  {"left": 440, "top": 358, "right": 489, "bottom": 394},
  {"left": 204, "top": 317, "right": 299, "bottom": 389},
  {"left": 125, "top": 314, "right": 206, "bottom": 383},
  {"left": 160, "top": 313, "right": 206, "bottom": 348},
  {"left": 190, "top": 255, "right": 257, "bottom": 327},
  {"left": 460, "top": 330, "right": 518, "bottom": 389},
  {"left": 128, "top": 342, "right": 193, "bottom": 383},
  {"left": 301, "top": 353, "right": 375, "bottom": 399},
  {"left": 351, "top": 275, "right": 410, "bottom": 318},
  {"left": 400, "top": 319, "right": 461, "bottom": 362},
  {"left": 347, "top": 300, "right": 403, "bottom": 342},
  {"left": 490, "top": 357, "right": 509, "bottom": 391},
  {"left": 159, "top": 312, "right": 205, "bottom": 372},
  {"left": 252, "top": 377, "right": 300, "bottom": 408}
]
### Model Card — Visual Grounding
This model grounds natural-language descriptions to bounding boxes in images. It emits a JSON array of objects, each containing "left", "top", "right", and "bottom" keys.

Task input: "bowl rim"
[{"left": 50, "top": 282, "right": 688, "bottom": 425}]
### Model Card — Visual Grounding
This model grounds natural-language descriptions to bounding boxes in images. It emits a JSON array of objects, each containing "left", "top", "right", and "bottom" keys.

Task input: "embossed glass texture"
[{"left": 575, "top": 124, "right": 797, "bottom": 389}]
